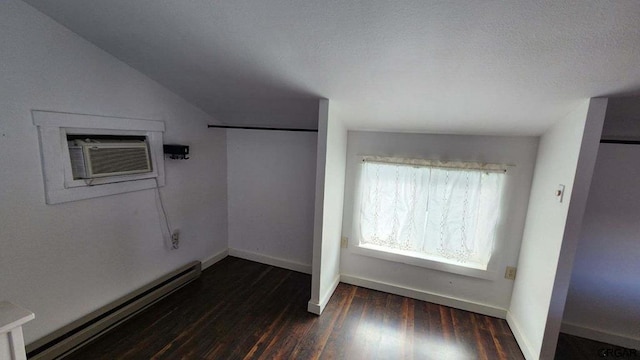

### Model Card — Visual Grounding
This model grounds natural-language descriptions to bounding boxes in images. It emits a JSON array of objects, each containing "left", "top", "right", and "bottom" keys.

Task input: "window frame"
[
  {"left": 33, "top": 111, "right": 165, "bottom": 204},
  {"left": 350, "top": 155, "right": 505, "bottom": 280}
]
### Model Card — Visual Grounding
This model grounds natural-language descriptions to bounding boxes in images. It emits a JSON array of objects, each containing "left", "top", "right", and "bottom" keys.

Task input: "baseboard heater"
[{"left": 26, "top": 261, "right": 202, "bottom": 360}]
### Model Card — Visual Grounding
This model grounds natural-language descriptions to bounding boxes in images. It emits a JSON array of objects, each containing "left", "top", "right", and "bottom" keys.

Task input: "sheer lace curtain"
[{"left": 359, "top": 159, "right": 505, "bottom": 268}]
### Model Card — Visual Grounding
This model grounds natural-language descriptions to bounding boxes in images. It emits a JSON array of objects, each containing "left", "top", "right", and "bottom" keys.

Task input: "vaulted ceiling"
[{"left": 23, "top": 0, "right": 640, "bottom": 134}]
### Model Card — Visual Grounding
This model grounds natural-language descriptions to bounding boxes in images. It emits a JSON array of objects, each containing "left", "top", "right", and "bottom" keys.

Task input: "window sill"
[{"left": 350, "top": 243, "right": 497, "bottom": 280}]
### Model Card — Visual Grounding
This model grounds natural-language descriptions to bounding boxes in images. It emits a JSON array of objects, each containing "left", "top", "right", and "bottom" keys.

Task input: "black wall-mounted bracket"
[{"left": 163, "top": 144, "right": 189, "bottom": 160}]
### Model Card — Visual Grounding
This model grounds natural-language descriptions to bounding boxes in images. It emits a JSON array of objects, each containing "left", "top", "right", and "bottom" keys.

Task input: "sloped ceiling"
[{"left": 23, "top": 0, "right": 640, "bottom": 134}]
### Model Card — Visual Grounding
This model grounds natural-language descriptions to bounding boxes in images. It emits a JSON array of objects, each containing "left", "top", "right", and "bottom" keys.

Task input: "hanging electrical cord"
[{"left": 154, "top": 177, "right": 179, "bottom": 249}]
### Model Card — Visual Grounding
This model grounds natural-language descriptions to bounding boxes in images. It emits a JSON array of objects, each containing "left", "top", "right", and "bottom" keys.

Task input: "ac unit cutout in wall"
[{"left": 69, "top": 139, "right": 152, "bottom": 179}]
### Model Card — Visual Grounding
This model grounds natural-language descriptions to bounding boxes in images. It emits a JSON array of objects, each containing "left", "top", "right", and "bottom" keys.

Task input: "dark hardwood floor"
[
  {"left": 555, "top": 332, "right": 638, "bottom": 360},
  {"left": 61, "top": 256, "right": 611, "bottom": 360}
]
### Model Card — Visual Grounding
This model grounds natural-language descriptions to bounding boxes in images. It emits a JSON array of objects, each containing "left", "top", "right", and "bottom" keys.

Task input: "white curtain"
[{"left": 360, "top": 161, "right": 504, "bottom": 268}]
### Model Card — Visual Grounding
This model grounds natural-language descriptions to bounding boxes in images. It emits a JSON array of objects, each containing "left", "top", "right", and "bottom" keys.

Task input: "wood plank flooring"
[
  {"left": 64, "top": 257, "right": 527, "bottom": 359},
  {"left": 555, "top": 332, "right": 639, "bottom": 360}
]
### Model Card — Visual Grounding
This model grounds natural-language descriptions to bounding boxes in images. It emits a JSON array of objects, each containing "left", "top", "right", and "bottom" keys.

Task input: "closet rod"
[
  {"left": 600, "top": 139, "right": 640, "bottom": 145},
  {"left": 207, "top": 124, "right": 318, "bottom": 132}
]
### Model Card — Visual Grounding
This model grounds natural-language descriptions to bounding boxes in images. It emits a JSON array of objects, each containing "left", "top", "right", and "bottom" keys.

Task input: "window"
[
  {"left": 33, "top": 111, "right": 165, "bottom": 204},
  {"left": 357, "top": 156, "right": 506, "bottom": 273}
]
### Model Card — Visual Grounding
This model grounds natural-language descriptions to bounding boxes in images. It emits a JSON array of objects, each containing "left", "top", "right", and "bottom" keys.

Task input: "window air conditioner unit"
[{"left": 68, "top": 139, "right": 152, "bottom": 179}]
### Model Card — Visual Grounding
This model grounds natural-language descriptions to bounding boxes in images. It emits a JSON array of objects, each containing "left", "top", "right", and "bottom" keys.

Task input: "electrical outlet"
[
  {"left": 505, "top": 266, "right": 517, "bottom": 280},
  {"left": 341, "top": 236, "right": 349, "bottom": 248},
  {"left": 171, "top": 230, "right": 180, "bottom": 249}
]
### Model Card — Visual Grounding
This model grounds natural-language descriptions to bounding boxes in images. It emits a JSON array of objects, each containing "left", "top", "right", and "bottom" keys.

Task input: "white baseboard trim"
[
  {"left": 561, "top": 321, "right": 640, "bottom": 350},
  {"left": 506, "top": 311, "right": 537, "bottom": 360},
  {"left": 202, "top": 248, "right": 229, "bottom": 270},
  {"left": 340, "top": 274, "right": 507, "bottom": 319},
  {"left": 307, "top": 301, "right": 321, "bottom": 315},
  {"left": 308, "top": 275, "right": 340, "bottom": 315},
  {"left": 228, "top": 248, "right": 312, "bottom": 274}
]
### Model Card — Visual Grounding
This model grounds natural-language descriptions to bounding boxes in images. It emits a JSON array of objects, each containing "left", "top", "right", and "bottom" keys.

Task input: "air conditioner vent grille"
[{"left": 87, "top": 147, "right": 151, "bottom": 176}]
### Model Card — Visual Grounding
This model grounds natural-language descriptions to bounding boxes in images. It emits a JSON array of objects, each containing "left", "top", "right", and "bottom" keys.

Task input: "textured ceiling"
[{"left": 23, "top": 0, "right": 640, "bottom": 134}]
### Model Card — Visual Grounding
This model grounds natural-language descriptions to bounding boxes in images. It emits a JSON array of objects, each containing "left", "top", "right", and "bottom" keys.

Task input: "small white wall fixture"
[
  {"left": 0, "top": 301, "right": 35, "bottom": 360},
  {"left": 32, "top": 111, "right": 165, "bottom": 204}
]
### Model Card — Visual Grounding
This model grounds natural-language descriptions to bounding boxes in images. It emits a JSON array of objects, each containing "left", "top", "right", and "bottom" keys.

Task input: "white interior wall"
[
  {"left": 562, "top": 98, "right": 640, "bottom": 349},
  {"left": 226, "top": 129, "right": 317, "bottom": 273},
  {"left": 562, "top": 144, "right": 640, "bottom": 349},
  {"left": 507, "top": 99, "right": 607, "bottom": 359},
  {"left": 340, "top": 131, "right": 538, "bottom": 317},
  {"left": 309, "top": 100, "right": 347, "bottom": 314},
  {"left": 0, "top": 0, "right": 227, "bottom": 344}
]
